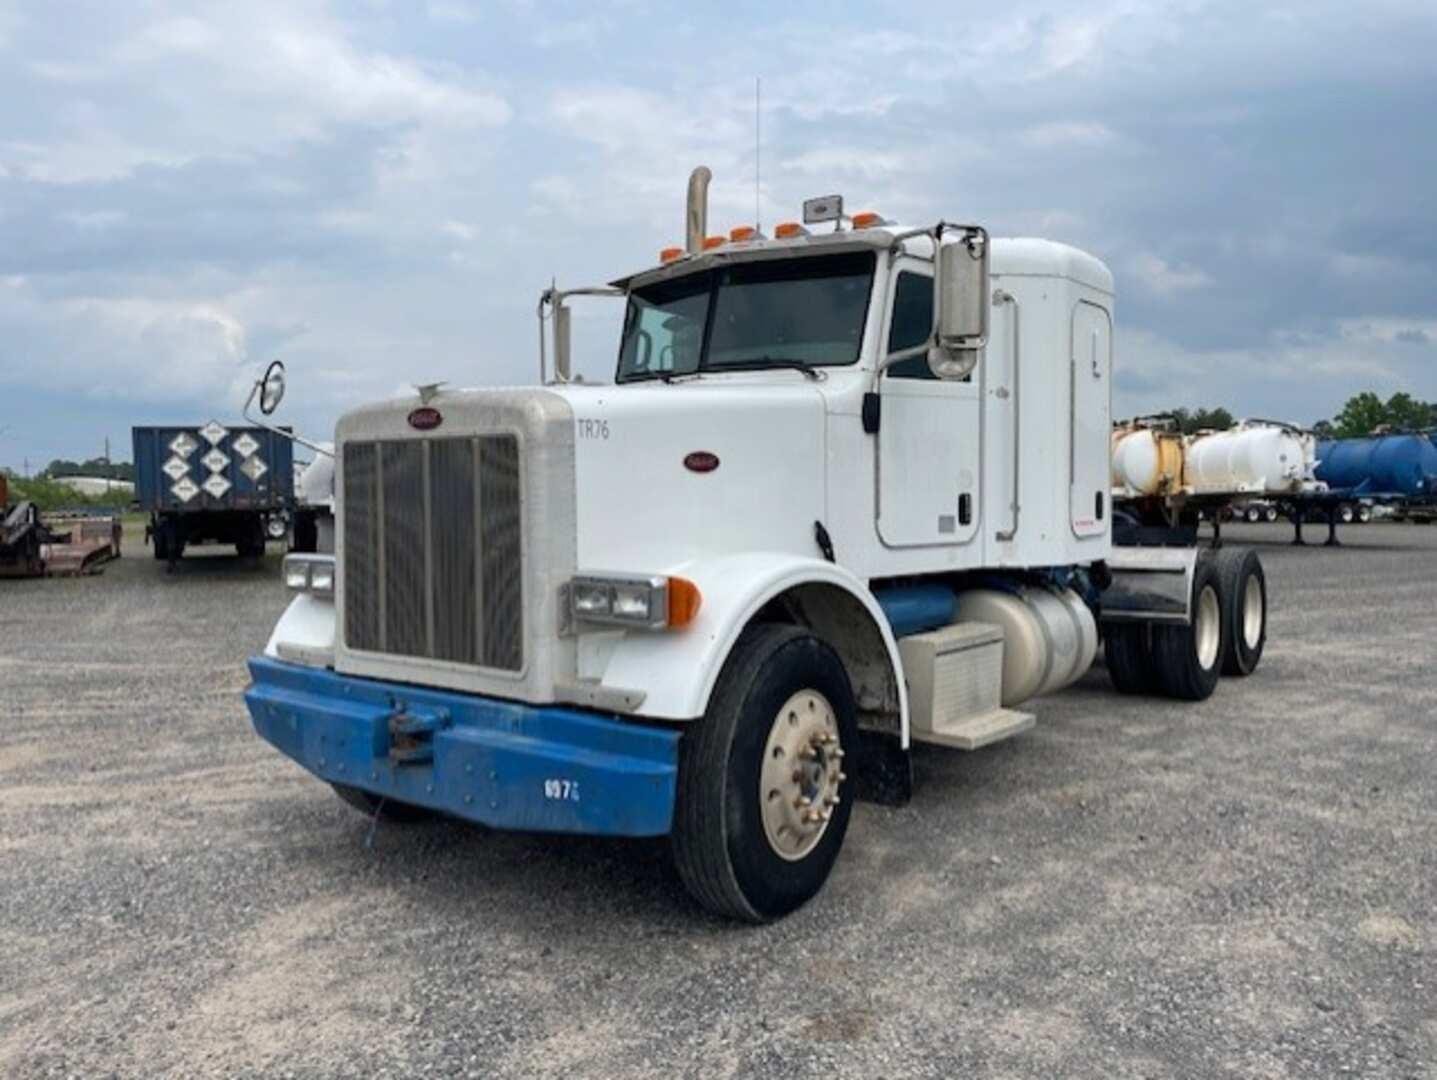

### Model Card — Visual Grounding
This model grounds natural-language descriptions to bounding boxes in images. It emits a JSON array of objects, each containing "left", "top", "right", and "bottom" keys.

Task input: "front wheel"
[{"left": 672, "top": 624, "right": 857, "bottom": 923}]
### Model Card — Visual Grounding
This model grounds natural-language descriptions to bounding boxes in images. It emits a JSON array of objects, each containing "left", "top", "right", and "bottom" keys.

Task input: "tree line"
[{"left": 1161, "top": 393, "right": 1436, "bottom": 438}]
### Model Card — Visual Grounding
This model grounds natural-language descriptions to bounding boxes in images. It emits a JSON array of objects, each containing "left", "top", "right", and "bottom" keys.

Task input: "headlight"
[
  {"left": 567, "top": 574, "right": 701, "bottom": 630},
  {"left": 283, "top": 554, "right": 336, "bottom": 598}
]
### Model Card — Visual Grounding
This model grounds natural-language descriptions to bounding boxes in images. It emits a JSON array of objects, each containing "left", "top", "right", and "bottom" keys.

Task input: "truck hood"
[{"left": 553, "top": 381, "right": 829, "bottom": 573}]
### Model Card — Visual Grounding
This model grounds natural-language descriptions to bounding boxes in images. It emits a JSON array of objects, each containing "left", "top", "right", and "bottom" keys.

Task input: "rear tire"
[
  {"left": 672, "top": 624, "right": 857, "bottom": 923},
  {"left": 1214, "top": 547, "right": 1266, "bottom": 676},
  {"left": 331, "top": 783, "right": 434, "bottom": 824},
  {"left": 1104, "top": 623, "right": 1156, "bottom": 695},
  {"left": 1151, "top": 555, "right": 1225, "bottom": 701},
  {"left": 1245, "top": 506, "right": 1261, "bottom": 523}
]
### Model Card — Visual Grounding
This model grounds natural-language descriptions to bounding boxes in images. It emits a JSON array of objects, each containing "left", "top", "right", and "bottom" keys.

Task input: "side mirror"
[
  {"left": 928, "top": 228, "right": 989, "bottom": 379},
  {"left": 259, "top": 359, "right": 286, "bottom": 415}
]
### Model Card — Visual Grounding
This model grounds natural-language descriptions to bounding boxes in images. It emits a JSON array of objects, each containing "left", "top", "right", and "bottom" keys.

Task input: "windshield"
[{"left": 616, "top": 251, "right": 876, "bottom": 382}]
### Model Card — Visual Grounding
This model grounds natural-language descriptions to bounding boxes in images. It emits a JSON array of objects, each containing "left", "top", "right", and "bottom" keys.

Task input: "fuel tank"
[
  {"left": 951, "top": 587, "right": 1098, "bottom": 707},
  {"left": 1315, "top": 435, "right": 1437, "bottom": 497},
  {"left": 1183, "top": 423, "right": 1315, "bottom": 495},
  {"left": 1111, "top": 426, "right": 1184, "bottom": 496}
]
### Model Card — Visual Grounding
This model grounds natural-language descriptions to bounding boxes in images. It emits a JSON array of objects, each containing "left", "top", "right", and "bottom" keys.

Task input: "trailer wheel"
[
  {"left": 1356, "top": 505, "right": 1372, "bottom": 524},
  {"left": 1244, "top": 506, "right": 1261, "bottom": 523},
  {"left": 1264, "top": 505, "right": 1279, "bottom": 523},
  {"left": 1104, "top": 623, "right": 1156, "bottom": 695},
  {"left": 330, "top": 783, "right": 434, "bottom": 824},
  {"left": 1151, "top": 556, "right": 1225, "bottom": 701},
  {"left": 1214, "top": 548, "right": 1266, "bottom": 677},
  {"left": 672, "top": 623, "right": 857, "bottom": 923},
  {"left": 1339, "top": 504, "right": 1355, "bottom": 524}
]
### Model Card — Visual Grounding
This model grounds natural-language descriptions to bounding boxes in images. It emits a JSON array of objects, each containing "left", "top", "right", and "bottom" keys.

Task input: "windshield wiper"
[
  {"left": 618, "top": 369, "right": 681, "bottom": 384},
  {"left": 707, "top": 357, "right": 823, "bottom": 380}
]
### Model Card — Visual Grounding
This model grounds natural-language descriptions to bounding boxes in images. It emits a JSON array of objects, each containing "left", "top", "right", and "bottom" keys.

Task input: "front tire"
[{"left": 672, "top": 624, "right": 857, "bottom": 923}]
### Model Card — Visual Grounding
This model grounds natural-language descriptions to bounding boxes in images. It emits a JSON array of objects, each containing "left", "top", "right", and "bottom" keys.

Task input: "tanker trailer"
[
  {"left": 1320, "top": 434, "right": 1437, "bottom": 526},
  {"left": 1112, "top": 419, "right": 1321, "bottom": 547}
]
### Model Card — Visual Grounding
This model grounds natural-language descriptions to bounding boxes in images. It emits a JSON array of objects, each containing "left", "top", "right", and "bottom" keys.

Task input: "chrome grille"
[{"left": 343, "top": 436, "right": 522, "bottom": 671}]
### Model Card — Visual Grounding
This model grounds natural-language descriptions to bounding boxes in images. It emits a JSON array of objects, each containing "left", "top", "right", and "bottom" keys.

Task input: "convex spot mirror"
[
  {"left": 259, "top": 359, "right": 286, "bottom": 415},
  {"left": 928, "top": 229, "right": 989, "bottom": 380}
]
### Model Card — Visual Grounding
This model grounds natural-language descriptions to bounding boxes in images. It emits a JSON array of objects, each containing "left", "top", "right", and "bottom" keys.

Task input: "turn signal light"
[
  {"left": 702, "top": 235, "right": 727, "bottom": 250},
  {"left": 667, "top": 577, "right": 703, "bottom": 628},
  {"left": 660, "top": 246, "right": 683, "bottom": 263},
  {"left": 774, "top": 222, "right": 808, "bottom": 239}
]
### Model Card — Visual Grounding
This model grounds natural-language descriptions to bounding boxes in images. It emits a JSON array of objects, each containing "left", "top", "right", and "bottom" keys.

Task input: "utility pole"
[{"left": 104, "top": 436, "right": 110, "bottom": 465}]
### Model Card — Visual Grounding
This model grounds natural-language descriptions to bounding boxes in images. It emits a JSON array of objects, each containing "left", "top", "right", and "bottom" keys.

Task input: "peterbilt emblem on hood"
[{"left": 408, "top": 407, "right": 443, "bottom": 431}]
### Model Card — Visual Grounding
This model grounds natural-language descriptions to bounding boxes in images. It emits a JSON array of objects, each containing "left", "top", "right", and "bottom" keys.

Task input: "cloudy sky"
[{"left": 1, "top": 0, "right": 1435, "bottom": 469}]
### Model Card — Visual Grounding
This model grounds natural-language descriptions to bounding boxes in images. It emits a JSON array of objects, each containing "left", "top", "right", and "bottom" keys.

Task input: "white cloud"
[
  {"left": 1126, "top": 253, "right": 1214, "bottom": 298},
  {"left": 10, "top": 4, "right": 509, "bottom": 184},
  {"left": 1018, "top": 121, "right": 1115, "bottom": 148}
]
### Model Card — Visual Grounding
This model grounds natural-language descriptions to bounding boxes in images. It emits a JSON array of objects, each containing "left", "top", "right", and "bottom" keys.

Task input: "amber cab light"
[
  {"left": 702, "top": 235, "right": 727, "bottom": 250},
  {"left": 774, "top": 222, "right": 808, "bottom": 239},
  {"left": 660, "top": 246, "right": 684, "bottom": 263}
]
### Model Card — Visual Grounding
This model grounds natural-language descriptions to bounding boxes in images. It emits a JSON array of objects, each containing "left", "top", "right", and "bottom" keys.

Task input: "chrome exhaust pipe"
[{"left": 685, "top": 166, "right": 712, "bottom": 254}]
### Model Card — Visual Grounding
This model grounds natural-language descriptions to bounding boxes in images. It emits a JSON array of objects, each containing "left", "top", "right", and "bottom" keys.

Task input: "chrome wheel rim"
[
  {"left": 1242, "top": 573, "right": 1264, "bottom": 650},
  {"left": 1195, "top": 584, "right": 1221, "bottom": 670},
  {"left": 759, "top": 690, "right": 845, "bottom": 862}
]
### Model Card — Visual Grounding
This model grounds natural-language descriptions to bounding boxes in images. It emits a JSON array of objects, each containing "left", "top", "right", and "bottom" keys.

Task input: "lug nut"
[
  {"left": 825, "top": 795, "right": 840, "bottom": 807},
  {"left": 836, "top": 772, "right": 847, "bottom": 783}
]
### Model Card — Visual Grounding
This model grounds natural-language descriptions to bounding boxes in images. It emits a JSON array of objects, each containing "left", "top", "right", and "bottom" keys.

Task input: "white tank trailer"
[{"left": 1111, "top": 418, "right": 1339, "bottom": 545}]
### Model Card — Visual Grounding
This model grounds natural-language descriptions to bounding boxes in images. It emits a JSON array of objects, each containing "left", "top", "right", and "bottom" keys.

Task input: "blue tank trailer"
[
  {"left": 1279, "top": 434, "right": 1437, "bottom": 545},
  {"left": 133, "top": 423, "right": 295, "bottom": 568}
]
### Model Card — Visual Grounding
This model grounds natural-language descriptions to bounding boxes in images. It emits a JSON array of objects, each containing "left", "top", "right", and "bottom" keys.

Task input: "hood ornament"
[{"left": 415, "top": 381, "right": 447, "bottom": 405}]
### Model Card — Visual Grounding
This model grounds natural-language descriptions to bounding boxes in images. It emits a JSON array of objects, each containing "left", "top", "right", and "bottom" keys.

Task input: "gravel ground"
[{"left": 3, "top": 522, "right": 1435, "bottom": 1078}]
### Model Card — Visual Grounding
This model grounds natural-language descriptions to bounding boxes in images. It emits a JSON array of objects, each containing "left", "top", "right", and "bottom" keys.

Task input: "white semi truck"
[{"left": 244, "top": 169, "right": 1269, "bottom": 921}]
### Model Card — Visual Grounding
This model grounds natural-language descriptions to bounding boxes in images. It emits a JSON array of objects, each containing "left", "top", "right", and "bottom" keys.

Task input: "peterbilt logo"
[{"left": 408, "top": 407, "right": 443, "bottom": 431}]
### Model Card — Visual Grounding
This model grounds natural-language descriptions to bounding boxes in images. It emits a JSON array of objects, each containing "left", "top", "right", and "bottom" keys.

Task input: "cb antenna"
[{"left": 754, "top": 76, "right": 761, "bottom": 231}]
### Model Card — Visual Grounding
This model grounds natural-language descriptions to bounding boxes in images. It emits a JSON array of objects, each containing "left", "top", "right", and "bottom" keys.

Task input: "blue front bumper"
[{"left": 244, "top": 656, "right": 680, "bottom": 837}]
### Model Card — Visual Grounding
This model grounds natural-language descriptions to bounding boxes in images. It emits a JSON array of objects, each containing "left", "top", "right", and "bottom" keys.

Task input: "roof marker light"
[
  {"left": 729, "top": 226, "right": 765, "bottom": 242},
  {"left": 774, "top": 222, "right": 809, "bottom": 239},
  {"left": 851, "top": 211, "right": 890, "bottom": 229},
  {"left": 702, "top": 235, "right": 727, "bottom": 250},
  {"left": 660, "top": 246, "right": 684, "bottom": 263}
]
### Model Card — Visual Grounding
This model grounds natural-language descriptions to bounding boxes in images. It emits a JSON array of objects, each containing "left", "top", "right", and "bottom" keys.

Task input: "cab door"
[
  {"left": 1070, "top": 300, "right": 1111, "bottom": 538},
  {"left": 876, "top": 266, "right": 982, "bottom": 548}
]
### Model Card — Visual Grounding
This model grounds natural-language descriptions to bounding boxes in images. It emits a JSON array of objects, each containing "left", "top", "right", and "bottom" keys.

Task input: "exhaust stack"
[{"left": 685, "top": 166, "right": 712, "bottom": 254}]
